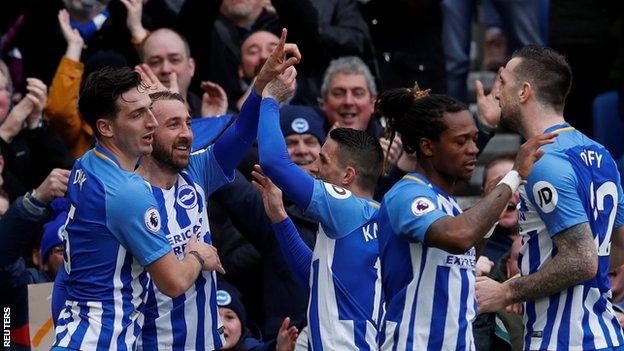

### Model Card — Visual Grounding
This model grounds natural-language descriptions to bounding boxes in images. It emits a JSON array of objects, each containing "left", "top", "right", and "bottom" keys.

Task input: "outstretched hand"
[
  {"left": 251, "top": 164, "right": 288, "bottom": 224},
  {"left": 255, "top": 28, "right": 301, "bottom": 95},
  {"left": 200, "top": 81, "right": 228, "bottom": 117},
  {"left": 58, "top": 10, "right": 84, "bottom": 49},
  {"left": 120, "top": 0, "right": 148, "bottom": 43},
  {"left": 512, "top": 131, "right": 559, "bottom": 179},
  {"left": 135, "top": 64, "right": 179, "bottom": 94},
  {"left": 475, "top": 67, "right": 503, "bottom": 129}
]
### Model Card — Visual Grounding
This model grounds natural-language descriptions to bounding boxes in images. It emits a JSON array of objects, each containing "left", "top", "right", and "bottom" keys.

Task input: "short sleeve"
[
  {"left": 384, "top": 184, "right": 450, "bottom": 243},
  {"left": 304, "top": 180, "right": 376, "bottom": 239},
  {"left": 525, "top": 154, "right": 588, "bottom": 236},
  {"left": 187, "top": 145, "right": 235, "bottom": 195},
  {"left": 106, "top": 179, "right": 170, "bottom": 266}
]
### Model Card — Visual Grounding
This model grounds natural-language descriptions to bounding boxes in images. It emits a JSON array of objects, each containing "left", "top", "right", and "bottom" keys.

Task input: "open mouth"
[{"left": 142, "top": 133, "right": 154, "bottom": 143}]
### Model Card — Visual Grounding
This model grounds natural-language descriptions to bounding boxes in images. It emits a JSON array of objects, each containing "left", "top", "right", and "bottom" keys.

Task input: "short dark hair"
[
  {"left": 149, "top": 91, "right": 185, "bottom": 104},
  {"left": 375, "top": 88, "right": 468, "bottom": 158},
  {"left": 329, "top": 127, "right": 383, "bottom": 193},
  {"left": 511, "top": 45, "right": 572, "bottom": 111},
  {"left": 78, "top": 67, "right": 143, "bottom": 138}
]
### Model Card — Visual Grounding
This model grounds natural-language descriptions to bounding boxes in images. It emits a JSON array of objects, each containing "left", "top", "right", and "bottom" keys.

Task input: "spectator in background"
[
  {"left": 3, "top": 0, "right": 176, "bottom": 88},
  {"left": 441, "top": 0, "right": 543, "bottom": 103},
  {"left": 46, "top": 9, "right": 96, "bottom": 159},
  {"left": 320, "top": 56, "right": 403, "bottom": 167},
  {"left": 480, "top": 154, "right": 520, "bottom": 264},
  {"left": 0, "top": 65, "right": 73, "bottom": 201},
  {"left": 179, "top": 0, "right": 370, "bottom": 106},
  {"left": 0, "top": 168, "right": 70, "bottom": 350},
  {"left": 236, "top": 30, "right": 280, "bottom": 110},
  {"left": 178, "top": 0, "right": 279, "bottom": 106},
  {"left": 217, "top": 279, "right": 299, "bottom": 351}
]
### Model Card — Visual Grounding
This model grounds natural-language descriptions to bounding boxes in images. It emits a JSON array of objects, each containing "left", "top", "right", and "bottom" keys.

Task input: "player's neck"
[
  {"left": 416, "top": 163, "right": 456, "bottom": 195},
  {"left": 98, "top": 139, "right": 139, "bottom": 172},
  {"left": 520, "top": 106, "right": 566, "bottom": 139},
  {"left": 349, "top": 185, "right": 373, "bottom": 199},
  {"left": 137, "top": 157, "right": 178, "bottom": 189}
]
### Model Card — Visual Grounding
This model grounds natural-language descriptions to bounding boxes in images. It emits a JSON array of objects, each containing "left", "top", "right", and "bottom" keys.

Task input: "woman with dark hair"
[{"left": 373, "top": 87, "right": 556, "bottom": 350}]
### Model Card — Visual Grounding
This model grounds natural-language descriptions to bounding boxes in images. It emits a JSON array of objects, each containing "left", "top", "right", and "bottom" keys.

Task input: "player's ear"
[
  {"left": 97, "top": 117, "right": 114, "bottom": 138},
  {"left": 419, "top": 137, "right": 434, "bottom": 157},
  {"left": 343, "top": 166, "right": 356, "bottom": 187}
]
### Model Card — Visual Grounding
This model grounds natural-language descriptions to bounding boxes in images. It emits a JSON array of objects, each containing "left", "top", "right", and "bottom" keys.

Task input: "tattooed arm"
[
  {"left": 508, "top": 222, "right": 597, "bottom": 302},
  {"left": 476, "top": 222, "right": 597, "bottom": 312}
]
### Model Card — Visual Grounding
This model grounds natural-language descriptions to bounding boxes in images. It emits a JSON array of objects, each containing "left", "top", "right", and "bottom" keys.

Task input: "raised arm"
[
  {"left": 213, "top": 28, "right": 301, "bottom": 176},
  {"left": 423, "top": 132, "right": 557, "bottom": 254},
  {"left": 252, "top": 167, "right": 312, "bottom": 289}
]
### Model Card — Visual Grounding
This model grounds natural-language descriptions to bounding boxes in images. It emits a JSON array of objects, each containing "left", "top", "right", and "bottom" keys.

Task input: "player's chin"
[{"left": 138, "top": 144, "right": 153, "bottom": 156}]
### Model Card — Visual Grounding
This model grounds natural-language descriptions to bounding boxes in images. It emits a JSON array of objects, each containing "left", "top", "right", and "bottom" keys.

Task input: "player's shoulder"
[
  {"left": 386, "top": 174, "right": 437, "bottom": 202},
  {"left": 383, "top": 174, "right": 437, "bottom": 214}
]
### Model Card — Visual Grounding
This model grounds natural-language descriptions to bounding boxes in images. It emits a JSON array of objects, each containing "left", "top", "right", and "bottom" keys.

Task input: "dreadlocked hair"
[{"left": 375, "top": 84, "right": 468, "bottom": 163}]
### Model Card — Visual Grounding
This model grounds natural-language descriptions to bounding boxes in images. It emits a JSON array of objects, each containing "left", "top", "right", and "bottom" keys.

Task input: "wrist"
[
  {"left": 497, "top": 170, "right": 520, "bottom": 192},
  {"left": 501, "top": 280, "right": 515, "bottom": 305},
  {"left": 130, "top": 26, "right": 148, "bottom": 44},
  {"left": 271, "top": 210, "right": 288, "bottom": 224},
  {"left": 65, "top": 43, "right": 83, "bottom": 61},
  {"left": 187, "top": 250, "right": 205, "bottom": 269},
  {"left": 0, "top": 127, "right": 13, "bottom": 143},
  {"left": 27, "top": 113, "right": 43, "bottom": 130}
]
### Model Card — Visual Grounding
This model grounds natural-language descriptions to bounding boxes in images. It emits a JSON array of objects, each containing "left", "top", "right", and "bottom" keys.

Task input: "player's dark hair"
[
  {"left": 329, "top": 127, "right": 383, "bottom": 193},
  {"left": 79, "top": 67, "right": 144, "bottom": 138},
  {"left": 511, "top": 45, "right": 572, "bottom": 111},
  {"left": 375, "top": 85, "right": 468, "bottom": 161}
]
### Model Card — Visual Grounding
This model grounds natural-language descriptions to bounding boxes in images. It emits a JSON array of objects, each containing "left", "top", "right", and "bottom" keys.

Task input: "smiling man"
[{"left": 52, "top": 68, "right": 223, "bottom": 351}]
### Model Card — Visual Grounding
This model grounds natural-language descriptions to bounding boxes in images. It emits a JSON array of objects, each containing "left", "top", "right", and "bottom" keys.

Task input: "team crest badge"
[
  {"left": 216, "top": 290, "right": 232, "bottom": 306},
  {"left": 144, "top": 207, "right": 161, "bottom": 233},
  {"left": 291, "top": 118, "right": 310, "bottom": 133},
  {"left": 177, "top": 184, "right": 198, "bottom": 209},
  {"left": 411, "top": 197, "right": 435, "bottom": 217}
]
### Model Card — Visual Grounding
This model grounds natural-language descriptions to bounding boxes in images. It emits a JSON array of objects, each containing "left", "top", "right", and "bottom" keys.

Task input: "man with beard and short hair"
[
  {"left": 135, "top": 31, "right": 300, "bottom": 351},
  {"left": 476, "top": 45, "right": 624, "bottom": 351}
]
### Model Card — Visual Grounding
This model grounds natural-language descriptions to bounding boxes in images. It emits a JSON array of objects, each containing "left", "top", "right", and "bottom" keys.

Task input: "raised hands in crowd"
[{"left": 0, "top": 78, "right": 47, "bottom": 143}]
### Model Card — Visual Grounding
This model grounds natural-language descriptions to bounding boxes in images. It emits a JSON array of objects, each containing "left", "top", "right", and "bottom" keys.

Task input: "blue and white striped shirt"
[
  {"left": 305, "top": 181, "right": 382, "bottom": 350},
  {"left": 518, "top": 123, "right": 624, "bottom": 350},
  {"left": 378, "top": 173, "right": 476, "bottom": 351},
  {"left": 138, "top": 146, "right": 231, "bottom": 351},
  {"left": 53, "top": 145, "right": 171, "bottom": 351}
]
